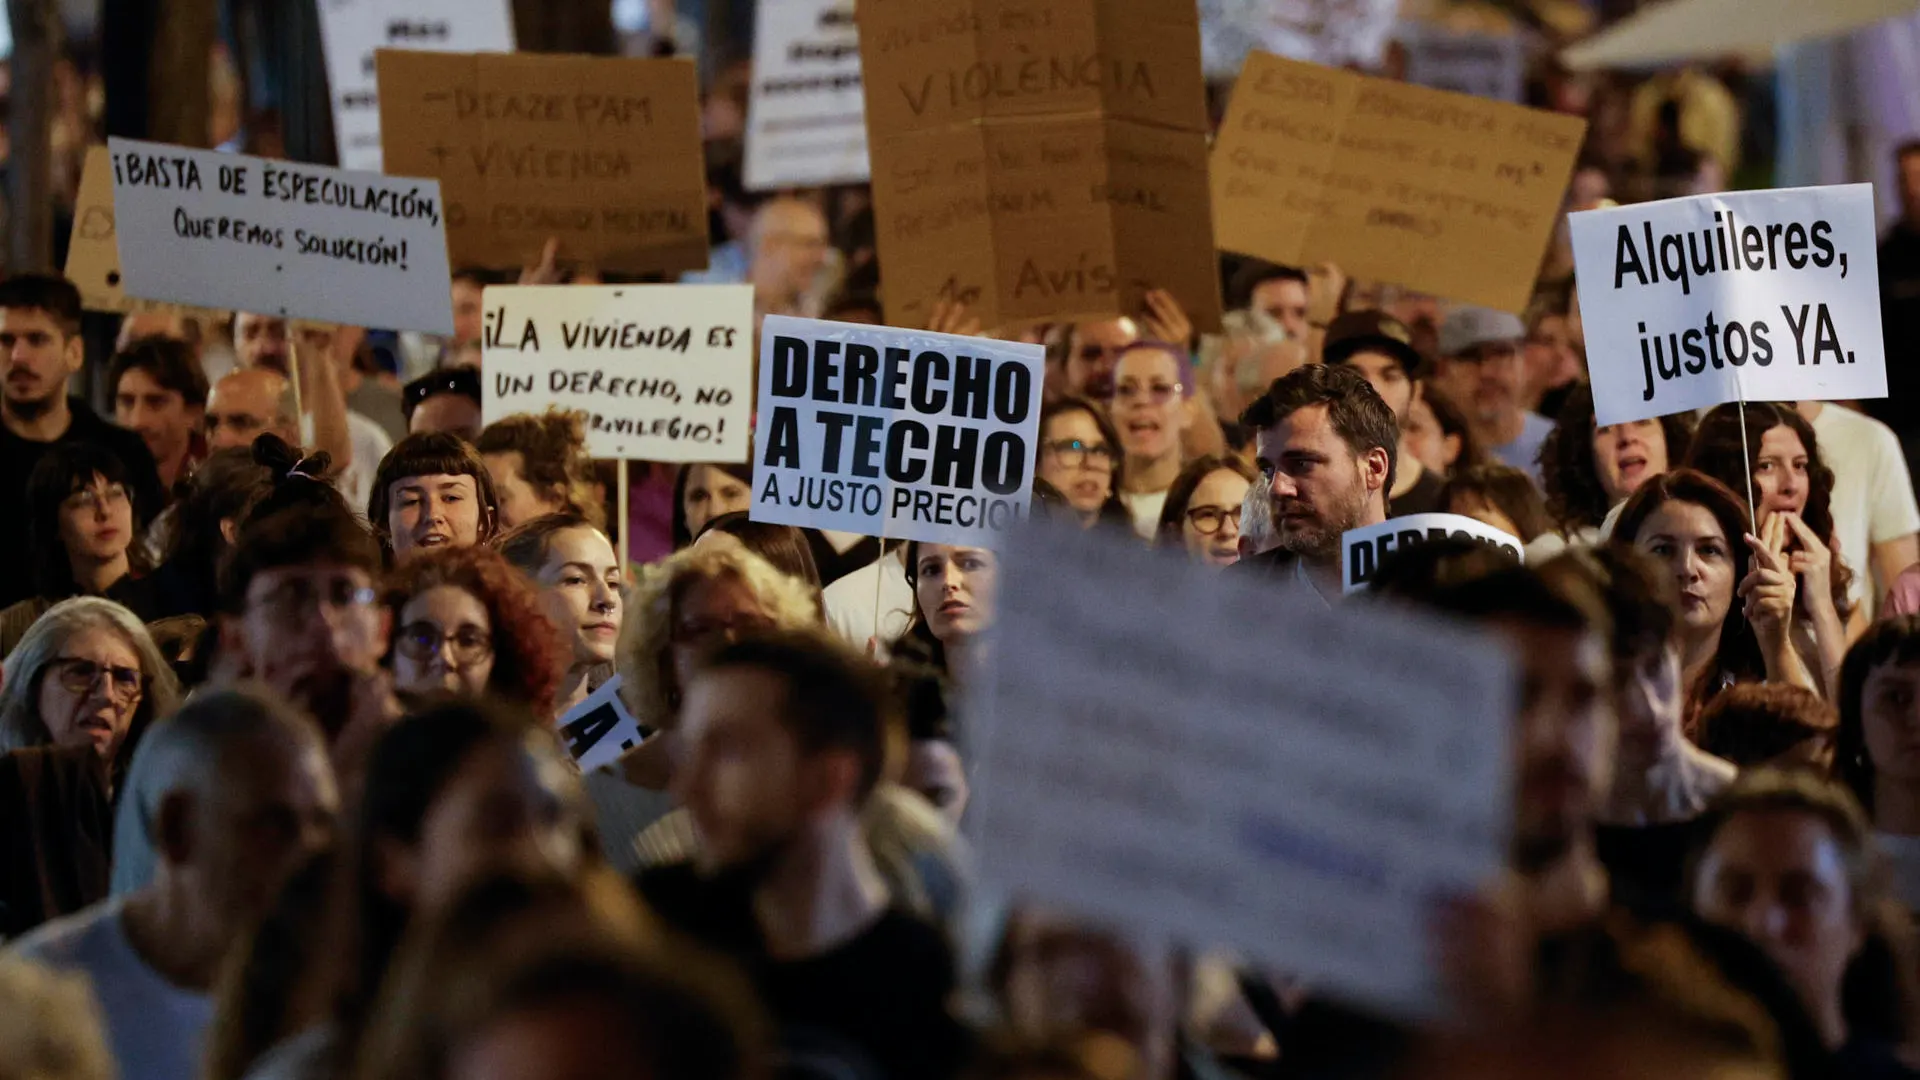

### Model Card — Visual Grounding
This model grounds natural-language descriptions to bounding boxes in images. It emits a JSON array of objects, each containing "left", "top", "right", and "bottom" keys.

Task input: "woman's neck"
[
  {"left": 1123, "top": 449, "right": 1182, "bottom": 494},
  {"left": 1876, "top": 777, "right": 1920, "bottom": 836},
  {"left": 944, "top": 636, "right": 986, "bottom": 682},
  {"left": 1679, "top": 626, "right": 1720, "bottom": 689},
  {"left": 555, "top": 663, "right": 595, "bottom": 721},
  {"left": 71, "top": 552, "right": 130, "bottom": 596}
]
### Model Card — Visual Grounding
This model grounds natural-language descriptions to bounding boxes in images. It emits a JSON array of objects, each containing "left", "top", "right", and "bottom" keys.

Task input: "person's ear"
[
  {"left": 61, "top": 332, "right": 84, "bottom": 376},
  {"left": 217, "top": 614, "right": 255, "bottom": 676},
  {"left": 155, "top": 790, "right": 197, "bottom": 866},
  {"left": 1364, "top": 446, "right": 1391, "bottom": 494},
  {"left": 218, "top": 517, "right": 239, "bottom": 546},
  {"left": 803, "top": 749, "right": 864, "bottom": 818}
]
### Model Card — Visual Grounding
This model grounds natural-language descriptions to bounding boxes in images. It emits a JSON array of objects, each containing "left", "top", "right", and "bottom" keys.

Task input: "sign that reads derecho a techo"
[
  {"left": 1570, "top": 184, "right": 1886, "bottom": 427},
  {"left": 481, "top": 284, "right": 752, "bottom": 462},
  {"left": 1342, "top": 513, "right": 1523, "bottom": 595},
  {"left": 107, "top": 137, "right": 454, "bottom": 334},
  {"left": 751, "top": 316, "right": 1045, "bottom": 548}
]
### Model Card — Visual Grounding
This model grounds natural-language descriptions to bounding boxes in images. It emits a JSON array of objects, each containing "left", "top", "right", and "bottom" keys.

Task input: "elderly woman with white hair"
[
  {"left": 0, "top": 597, "right": 182, "bottom": 938},
  {"left": 0, "top": 596, "right": 183, "bottom": 780}
]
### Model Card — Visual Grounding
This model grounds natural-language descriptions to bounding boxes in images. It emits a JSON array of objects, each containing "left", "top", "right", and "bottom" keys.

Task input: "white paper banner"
[
  {"left": 1570, "top": 183, "right": 1887, "bottom": 427},
  {"left": 317, "top": 0, "right": 514, "bottom": 172},
  {"left": 1397, "top": 23, "right": 1524, "bottom": 103},
  {"left": 481, "top": 284, "right": 753, "bottom": 462},
  {"left": 108, "top": 137, "right": 454, "bottom": 335},
  {"left": 972, "top": 519, "right": 1515, "bottom": 1020},
  {"left": 1199, "top": 0, "right": 1399, "bottom": 77},
  {"left": 558, "top": 674, "right": 648, "bottom": 772},
  {"left": 744, "top": 0, "right": 869, "bottom": 190},
  {"left": 751, "top": 316, "right": 1044, "bottom": 548},
  {"left": 1341, "top": 513, "right": 1524, "bottom": 594}
]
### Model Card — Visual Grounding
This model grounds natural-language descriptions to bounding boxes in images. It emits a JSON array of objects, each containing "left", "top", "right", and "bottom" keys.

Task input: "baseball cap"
[
  {"left": 1321, "top": 310, "right": 1427, "bottom": 379},
  {"left": 1438, "top": 306, "right": 1526, "bottom": 358}
]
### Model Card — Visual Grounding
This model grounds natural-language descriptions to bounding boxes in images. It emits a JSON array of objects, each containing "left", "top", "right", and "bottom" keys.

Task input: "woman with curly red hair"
[{"left": 381, "top": 546, "right": 562, "bottom": 718}]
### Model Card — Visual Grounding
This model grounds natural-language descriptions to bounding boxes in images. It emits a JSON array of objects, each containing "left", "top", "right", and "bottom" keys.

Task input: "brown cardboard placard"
[
  {"left": 65, "top": 145, "right": 221, "bottom": 317},
  {"left": 858, "top": 0, "right": 1223, "bottom": 332},
  {"left": 377, "top": 50, "right": 709, "bottom": 275},
  {"left": 1211, "top": 52, "right": 1587, "bottom": 314}
]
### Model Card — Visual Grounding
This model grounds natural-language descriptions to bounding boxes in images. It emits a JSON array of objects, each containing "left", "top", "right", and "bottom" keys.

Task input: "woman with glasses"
[
  {"left": 1034, "top": 397, "right": 1130, "bottom": 531},
  {"left": 0, "top": 597, "right": 182, "bottom": 937},
  {"left": 0, "top": 596, "right": 182, "bottom": 771},
  {"left": 1155, "top": 455, "right": 1258, "bottom": 568},
  {"left": 1109, "top": 342, "right": 1196, "bottom": 540},
  {"left": 380, "top": 546, "right": 561, "bottom": 719},
  {"left": 0, "top": 444, "right": 163, "bottom": 658}
]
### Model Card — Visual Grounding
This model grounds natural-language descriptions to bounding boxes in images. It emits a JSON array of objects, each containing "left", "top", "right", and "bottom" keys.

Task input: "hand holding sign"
[
  {"left": 1740, "top": 514, "right": 1797, "bottom": 650},
  {"left": 1780, "top": 512, "right": 1835, "bottom": 614}
]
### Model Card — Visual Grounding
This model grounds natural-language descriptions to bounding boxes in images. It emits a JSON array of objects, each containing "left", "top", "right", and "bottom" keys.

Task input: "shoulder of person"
[
  {"left": 5, "top": 896, "right": 121, "bottom": 964},
  {"left": 1231, "top": 547, "right": 1298, "bottom": 577}
]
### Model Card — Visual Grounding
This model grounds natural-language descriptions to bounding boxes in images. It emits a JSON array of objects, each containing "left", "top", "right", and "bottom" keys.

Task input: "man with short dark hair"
[
  {"left": 641, "top": 632, "right": 966, "bottom": 1080},
  {"left": 1235, "top": 364, "right": 1396, "bottom": 599},
  {"left": 0, "top": 274, "right": 165, "bottom": 609},
  {"left": 403, "top": 366, "right": 483, "bottom": 442},
  {"left": 9, "top": 687, "right": 337, "bottom": 1080},
  {"left": 1241, "top": 263, "right": 1312, "bottom": 343},
  {"left": 110, "top": 336, "right": 209, "bottom": 493}
]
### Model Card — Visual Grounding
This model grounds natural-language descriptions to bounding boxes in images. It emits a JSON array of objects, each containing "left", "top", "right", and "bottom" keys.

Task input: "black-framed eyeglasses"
[
  {"left": 1041, "top": 438, "right": 1114, "bottom": 470},
  {"left": 46, "top": 656, "right": 145, "bottom": 700},
  {"left": 670, "top": 613, "right": 775, "bottom": 648},
  {"left": 395, "top": 622, "right": 494, "bottom": 667},
  {"left": 1185, "top": 505, "right": 1242, "bottom": 536},
  {"left": 252, "top": 579, "right": 379, "bottom": 624}
]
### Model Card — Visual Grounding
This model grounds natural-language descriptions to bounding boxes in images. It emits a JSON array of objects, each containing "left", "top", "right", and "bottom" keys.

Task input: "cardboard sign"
[
  {"left": 107, "top": 137, "right": 455, "bottom": 334},
  {"left": 972, "top": 518, "right": 1516, "bottom": 1019},
  {"left": 1397, "top": 24, "right": 1525, "bottom": 104},
  {"left": 857, "top": 0, "right": 1223, "bottom": 333},
  {"left": 1570, "top": 185, "right": 1887, "bottom": 427},
  {"left": 481, "top": 284, "right": 752, "bottom": 461},
  {"left": 750, "top": 315, "right": 1045, "bottom": 548},
  {"left": 1198, "top": 0, "right": 1399, "bottom": 77},
  {"left": 1341, "top": 513, "right": 1524, "bottom": 595},
  {"left": 316, "top": 0, "right": 515, "bottom": 172},
  {"left": 377, "top": 50, "right": 709, "bottom": 275},
  {"left": 559, "top": 674, "right": 648, "bottom": 771},
  {"left": 1211, "top": 53, "right": 1586, "bottom": 315},
  {"left": 744, "top": 0, "right": 869, "bottom": 190}
]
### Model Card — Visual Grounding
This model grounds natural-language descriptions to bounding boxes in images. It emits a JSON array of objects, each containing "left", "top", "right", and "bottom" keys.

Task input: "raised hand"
[
  {"left": 1740, "top": 514, "right": 1797, "bottom": 646},
  {"left": 1140, "top": 288, "right": 1193, "bottom": 349}
]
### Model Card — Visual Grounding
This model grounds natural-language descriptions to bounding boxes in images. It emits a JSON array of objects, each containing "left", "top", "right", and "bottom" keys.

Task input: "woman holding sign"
[
  {"left": 1688, "top": 404, "right": 1863, "bottom": 697},
  {"left": 1615, "top": 470, "right": 1819, "bottom": 722},
  {"left": 1108, "top": 343, "right": 1196, "bottom": 541}
]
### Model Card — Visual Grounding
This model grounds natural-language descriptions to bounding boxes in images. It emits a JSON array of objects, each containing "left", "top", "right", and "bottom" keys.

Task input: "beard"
[{"left": 1273, "top": 477, "right": 1370, "bottom": 561}]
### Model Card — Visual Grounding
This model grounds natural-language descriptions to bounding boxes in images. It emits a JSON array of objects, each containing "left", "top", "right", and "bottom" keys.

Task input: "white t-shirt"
[
  {"left": 1810, "top": 403, "right": 1920, "bottom": 610},
  {"left": 8, "top": 898, "right": 214, "bottom": 1080},
  {"left": 1120, "top": 489, "right": 1170, "bottom": 541},
  {"left": 823, "top": 547, "right": 915, "bottom": 651}
]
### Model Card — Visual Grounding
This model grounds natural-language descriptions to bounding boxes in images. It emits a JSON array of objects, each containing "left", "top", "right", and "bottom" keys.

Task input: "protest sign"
[
  {"left": 107, "top": 137, "right": 454, "bottom": 335},
  {"left": 1341, "top": 513, "right": 1523, "bottom": 595},
  {"left": 377, "top": 50, "right": 709, "bottom": 275},
  {"left": 1211, "top": 53, "right": 1586, "bottom": 314},
  {"left": 1570, "top": 184, "right": 1886, "bottom": 427},
  {"left": 857, "top": 0, "right": 1223, "bottom": 333},
  {"left": 1198, "top": 0, "right": 1399, "bottom": 77},
  {"left": 744, "top": 0, "right": 868, "bottom": 190},
  {"left": 972, "top": 519, "right": 1516, "bottom": 1019},
  {"left": 750, "top": 315, "right": 1045, "bottom": 548},
  {"left": 316, "top": 0, "right": 515, "bottom": 172},
  {"left": 1397, "top": 23, "right": 1525, "bottom": 104},
  {"left": 481, "top": 284, "right": 752, "bottom": 462},
  {"left": 66, "top": 146, "right": 217, "bottom": 317},
  {"left": 558, "top": 674, "right": 647, "bottom": 771}
]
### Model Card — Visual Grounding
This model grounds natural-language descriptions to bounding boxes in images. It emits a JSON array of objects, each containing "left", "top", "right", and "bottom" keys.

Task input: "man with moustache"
[
  {"left": 0, "top": 275, "right": 165, "bottom": 609},
  {"left": 1232, "top": 364, "right": 1396, "bottom": 602}
]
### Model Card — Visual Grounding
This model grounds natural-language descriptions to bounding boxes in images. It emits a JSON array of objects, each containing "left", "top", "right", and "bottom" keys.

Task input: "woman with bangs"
[{"left": 368, "top": 433, "right": 502, "bottom": 566}]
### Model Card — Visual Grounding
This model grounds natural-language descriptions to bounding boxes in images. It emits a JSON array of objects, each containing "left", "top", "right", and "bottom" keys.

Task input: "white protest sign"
[
  {"left": 1569, "top": 184, "right": 1886, "bottom": 427},
  {"left": 481, "top": 284, "right": 753, "bottom": 462},
  {"left": 108, "top": 138, "right": 454, "bottom": 335},
  {"left": 1397, "top": 23, "right": 1524, "bottom": 103},
  {"left": 316, "top": 0, "right": 515, "bottom": 172},
  {"left": 751, "top": 316, "right": 1044, "bottom": 548},
  {"left": 971, "top": 519, "right": 1515, "bottom": 1019},
  {"left": 1199, "top": 0, "right": 1399, "bottom": 78},
  {"left": 1341, "top": 513, "right": 1524, "bottom": 595},
  {"left": 743, "top": 0, "right": 868, "bottom": 190},
  {"left": 558, "top": 674, "right": 648, "bottom": 772}
]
